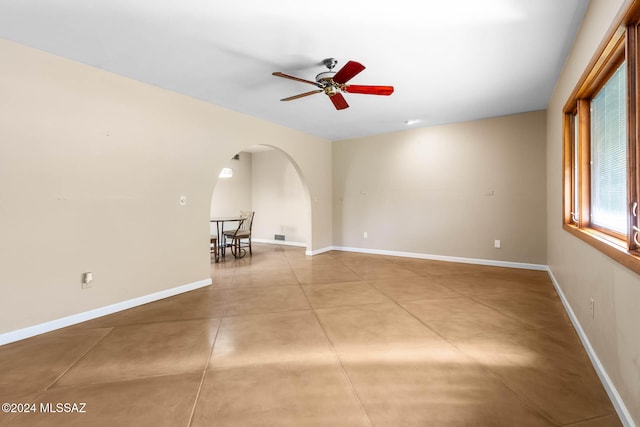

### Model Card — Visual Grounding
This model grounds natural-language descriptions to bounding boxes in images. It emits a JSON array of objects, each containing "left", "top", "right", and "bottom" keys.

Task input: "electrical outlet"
[
  {"left": 179, "top": 195, "right": 187, "bottom": 206},
  {"left": 590, "top": 298, "right": 595, "bottom": 319},
  {"left": 363, "top": 231, "right": 368, "bottom": 239},
  {"left": 494, "top": 240, "right": 501, "bottom": 248}
]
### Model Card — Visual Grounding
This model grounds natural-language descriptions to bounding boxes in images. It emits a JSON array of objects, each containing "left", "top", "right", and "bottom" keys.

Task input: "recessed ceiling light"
[{"left": 404, "top": 119, "right": 420, "bottom": 125}]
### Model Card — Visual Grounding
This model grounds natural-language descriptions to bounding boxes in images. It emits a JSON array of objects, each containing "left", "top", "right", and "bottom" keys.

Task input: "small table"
[{"left": 210, "top": 217, "right": 245, "bottom": 262}]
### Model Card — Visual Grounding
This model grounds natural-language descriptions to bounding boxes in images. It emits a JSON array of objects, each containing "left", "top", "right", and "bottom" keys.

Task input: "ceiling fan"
[{"left": 272, "top": 58, "right": 394, "bottom": 110}]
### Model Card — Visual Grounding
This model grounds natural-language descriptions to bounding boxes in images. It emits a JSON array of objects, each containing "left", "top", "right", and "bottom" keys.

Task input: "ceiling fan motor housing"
[{"left": 316, "top": 71, "right": 336, "bottom": 83}]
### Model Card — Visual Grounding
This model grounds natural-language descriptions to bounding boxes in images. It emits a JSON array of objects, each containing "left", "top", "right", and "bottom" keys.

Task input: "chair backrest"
[{"left": 239, "top": 210, "right": 255, "bottom": 233}]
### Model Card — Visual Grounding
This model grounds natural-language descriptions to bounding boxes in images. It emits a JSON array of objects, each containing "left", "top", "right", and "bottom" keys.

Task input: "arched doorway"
[{"left": 210, "top": 144, "right": 311, "bottom": 253}]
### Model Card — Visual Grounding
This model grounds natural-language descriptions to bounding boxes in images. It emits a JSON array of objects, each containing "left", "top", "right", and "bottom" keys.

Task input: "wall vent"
[{"left": 274, "top": 234, "right": 285, "bottom": 241}]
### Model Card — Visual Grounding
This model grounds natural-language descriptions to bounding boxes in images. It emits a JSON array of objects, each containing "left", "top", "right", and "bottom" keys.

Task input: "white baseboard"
[
  {"left": 306, "top": 246, "right": 333, "bottom": 256},
  {"left": 331, "top": 246, "right": 548, "bottom": 270},
  {"left": 0, "top": 278, "right": 212, "bottom": 346},
  {"left": 251, "top": 243, "right": 542, "bottom": 270},
  {"left": 252, "top": 238, "right": 306, "bottom": 248},
  {"left": 547, "top": 269, "right": 635, "bottom": 427}
]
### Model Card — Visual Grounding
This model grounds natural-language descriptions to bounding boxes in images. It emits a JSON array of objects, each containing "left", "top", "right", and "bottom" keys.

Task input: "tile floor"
[{"left": 0, "top": 244, "right": 622, "bottom": 426}]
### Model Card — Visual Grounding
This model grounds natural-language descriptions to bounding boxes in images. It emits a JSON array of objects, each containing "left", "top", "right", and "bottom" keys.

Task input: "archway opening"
[{"left": 209, "top": 144, "right": 311, "bottom": 255}]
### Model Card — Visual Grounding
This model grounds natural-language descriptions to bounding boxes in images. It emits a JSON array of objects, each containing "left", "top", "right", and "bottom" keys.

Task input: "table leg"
[{"left": 216, "top": 221, "right": 222, "bottom": 262}]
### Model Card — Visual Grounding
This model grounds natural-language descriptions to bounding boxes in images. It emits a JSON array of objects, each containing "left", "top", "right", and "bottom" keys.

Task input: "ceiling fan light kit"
[{"left": 272, "top": 58, "right": 394, "bottom": 110}]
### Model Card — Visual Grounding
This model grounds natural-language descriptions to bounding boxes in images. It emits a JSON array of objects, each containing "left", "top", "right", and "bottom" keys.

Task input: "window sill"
[{"left": 563, "top": 223, "right": 640, "bottom": 275}]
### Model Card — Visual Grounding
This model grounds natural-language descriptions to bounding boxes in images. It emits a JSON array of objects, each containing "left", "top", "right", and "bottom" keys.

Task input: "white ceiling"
[{"left": 0, "top": 0, "right": 589, "bottom": 141}]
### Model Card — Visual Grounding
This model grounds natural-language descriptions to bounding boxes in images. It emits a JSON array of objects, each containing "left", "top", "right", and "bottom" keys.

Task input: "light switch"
[{"left": 81, "top": 272, "right": 93, "bottom": 289}]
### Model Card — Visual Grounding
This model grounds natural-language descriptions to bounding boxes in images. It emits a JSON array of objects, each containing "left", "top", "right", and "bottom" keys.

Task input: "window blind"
[
  {"left": 590, "top": 62, "right": 627, "bottom": 234},
  {"left": 573, "top": 113, "right": 579, "bottom": 222}
]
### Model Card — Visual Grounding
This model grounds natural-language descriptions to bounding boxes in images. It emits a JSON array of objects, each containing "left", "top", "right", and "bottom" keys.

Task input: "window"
[
  {"left": 563, "top": 2, "right": 640, "bottom": 273},
  {"left": 590, "top": 62, "right": 627, "bottom": 234},
  {"left": 572, "top": 112, "right": 579, "bottom": 224}
]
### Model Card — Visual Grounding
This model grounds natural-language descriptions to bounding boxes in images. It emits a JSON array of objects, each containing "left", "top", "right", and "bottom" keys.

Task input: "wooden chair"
[
  {"left": 223, "top": 211, "right": 254, "bottom": 258},
  {"left": 210, "top": 234, "right": 218, "bottom": 262}
]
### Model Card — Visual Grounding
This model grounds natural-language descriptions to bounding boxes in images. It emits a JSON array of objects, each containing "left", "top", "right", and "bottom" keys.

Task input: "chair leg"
[
  {"left": 231, "top": 238, "right": 239, "bottom": 258},
  {"left": 211, "top": 238, "right": 218, "bottom": 263},
  {"left": 230, "top": 237, "right": 249, "bottom": 258}
]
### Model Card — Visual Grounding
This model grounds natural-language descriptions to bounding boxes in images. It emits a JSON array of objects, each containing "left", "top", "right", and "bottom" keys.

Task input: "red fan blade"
[
  {"left": 329, "top": 93, "right": 349, "bottom": 110},
  {"left": 281, "top": 90, "right": 323, "bottom": 101},
  {"left": 344, "top": 85, "right": 394, "bottom": 96},
  {"left": 272, "top": 72, "right": 322, "bottom": 87},
  {"left": 333, "top": 61, "right": 365, "bottom": 84}
]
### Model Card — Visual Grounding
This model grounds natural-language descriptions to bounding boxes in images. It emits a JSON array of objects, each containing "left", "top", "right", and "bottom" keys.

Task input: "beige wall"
[
  {"left": 546, "top": 0, "right": 640, "bottom": 424},
  {"left": 251, "top": 149, "right": 308, "bottom": 245},
  {"left": 0, "top": 39, "right": 332, "bottom": 334},
  {"left": 333, "top": 111, "right": 547, "bottom": 265}
]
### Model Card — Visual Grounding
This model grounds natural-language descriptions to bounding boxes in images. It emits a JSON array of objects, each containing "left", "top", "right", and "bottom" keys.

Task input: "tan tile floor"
[{"left": 0, "top": 244, "right": 622, "bottom": 426}]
